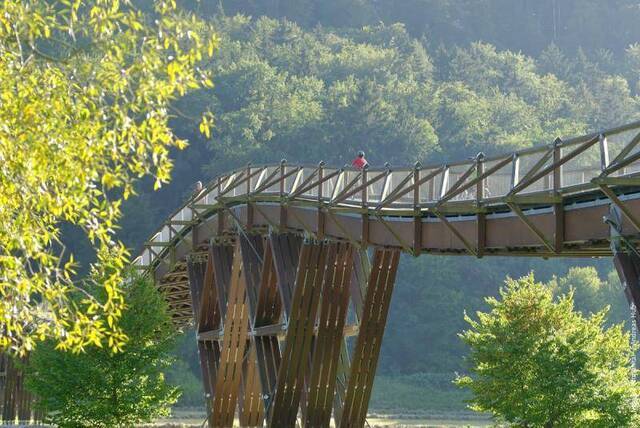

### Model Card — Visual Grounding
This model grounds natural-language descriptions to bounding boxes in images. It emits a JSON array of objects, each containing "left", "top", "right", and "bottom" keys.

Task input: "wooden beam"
[
  {"left": 599, "top": 184, "right": 640, "bottom": 233},
  {"left": 269, "top": 241, "right": 328, "bottom": 427},
  {"left": 211, "top": 244, "right": 251, "bottom": 428},
  {"left": 507, "top": 203, "right": 555, "bottom": 253},
  {"left": 304, "top": 243, "right": 354, "bottom": 428},
  {"left": 339, "top": 248, "right": 400, "bottom": 428},
  {"left": 433, "top": 211, "right": 478, "bottom": 257}
]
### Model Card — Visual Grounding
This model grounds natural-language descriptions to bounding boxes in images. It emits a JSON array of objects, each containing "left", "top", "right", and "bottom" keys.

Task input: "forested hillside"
[{"left": 116, "top": 1, "right": 640, "bottom": 411}]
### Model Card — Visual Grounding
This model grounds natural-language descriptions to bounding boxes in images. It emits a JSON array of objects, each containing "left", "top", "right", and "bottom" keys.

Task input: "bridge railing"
[{"left": 135, "top": 120, "right": 640, "bottom": 269}]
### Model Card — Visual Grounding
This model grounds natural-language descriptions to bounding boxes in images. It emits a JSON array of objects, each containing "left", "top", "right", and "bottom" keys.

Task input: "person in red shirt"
[{"left": 352, "top": 151, "right": 369, "bottom": 170}]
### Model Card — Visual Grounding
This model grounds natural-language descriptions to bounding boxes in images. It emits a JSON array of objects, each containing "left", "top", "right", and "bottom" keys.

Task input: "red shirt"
[{"left": 352, "top": 157, "right": 368, "bottom": 170}]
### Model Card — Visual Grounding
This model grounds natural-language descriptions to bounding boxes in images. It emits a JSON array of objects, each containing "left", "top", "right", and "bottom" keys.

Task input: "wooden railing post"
[
  {"left": 279, "top": 159, "right": 287, "bottom": 230},
  {"left": 317, "top": 161, "right": 325, "bottom": 239},
  {"left": 246, "top": 163, "right": 254, "bottom": 230},
  {"left": 413, "top": 162, "right": 422, "bottom": 256},
  {"left": 553, "top": 138, "right": 563, "bottom": 190},
  {"left": 217, "top": 175, "right": 224, "bottom": 236},
  {"left": 599, "top": 134, "right": 609, "bottom": 171},
  {"left": 510, "top": 153, "right": 519, "bottom": 190},
  {"left": 361, "top": 167, "right": 369, "bottom": 247},
  {"left": 476, "top": 154, "right": 486, "bottom": 258},
  {"left": 553, "top": 138, "right": 564, "bottom": 253}
]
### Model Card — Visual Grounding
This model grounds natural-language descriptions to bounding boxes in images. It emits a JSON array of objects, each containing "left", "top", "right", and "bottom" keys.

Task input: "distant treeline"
[{"left": 184, "top": 0, "right": 640, "bottom": 56}]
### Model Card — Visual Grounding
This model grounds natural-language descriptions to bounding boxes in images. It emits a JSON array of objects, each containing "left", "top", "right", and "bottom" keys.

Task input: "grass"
[
  {"left": 370, "top": 373, "right": 471, "bottom": 412},
  {"left": 149, "top": 411, "right": 492, "bottom": 427},
  {"left": 150, "top": 373, "right": 489, "bottom": 427}
]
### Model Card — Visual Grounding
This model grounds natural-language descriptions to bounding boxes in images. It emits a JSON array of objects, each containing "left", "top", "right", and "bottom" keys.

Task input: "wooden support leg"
[
  {"left": 268, "top": 239, "right": 327, "bottom": 428},
  {"left": 613, "top": 251, "right": 640, "bottom": 330},
  {"left": 252, "top": 242, "right": 283, "bottom": 412},
  {"left": 304, "top": 243, "right": 355, "bottom": 428},
  {"left": 334, "top": 249, "right": 370, "bottom": 426},
  {"left": 187, "top": 255, "right": 207, "bottom": 319},
  {"left": 198, "top": 340, "right": 220, "bottom": 419},
  {"left": 239, "top": 343, "right": 265, "bottom": 427},
  {"left": 609, "top": 204, "right": 640, "bottom": 331},
  {"left": 339, "top": 248, "right": 400, "bottom": 428},
  {"left": 238, "top": 234, "right": 267, "bottom": 427},
  {"left": 188, "top": 251, "right": 221, "bottom": 427},
  {"left": 190, "top": 236, "right": 399, "bottom": 428},
  {"left": 212, "top": 243, "right": 251, "bottom": 428}
]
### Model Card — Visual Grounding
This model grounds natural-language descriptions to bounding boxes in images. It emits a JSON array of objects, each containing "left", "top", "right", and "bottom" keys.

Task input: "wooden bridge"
[{"left": 136, "top": 120, "right": 640, "bottom": 427}]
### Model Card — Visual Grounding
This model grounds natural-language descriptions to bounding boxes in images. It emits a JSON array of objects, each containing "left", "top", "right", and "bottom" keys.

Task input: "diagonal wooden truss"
[{"left": 186, "top": 233, "right": 400, "bottom": 428}]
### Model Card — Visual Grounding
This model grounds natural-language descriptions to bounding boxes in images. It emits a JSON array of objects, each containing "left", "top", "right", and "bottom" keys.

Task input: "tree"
[
  {"left": 547, "top": 266, "right": 628, "bottom": 326},
  {"left": 0, "top": 1, "right": 217, "bottom": 353},
  {"left": 456, "top": 274, "right": 639, "bottom": 427},
  {"left": 25, "top": 274, "right": 179, "bottom": 427}
]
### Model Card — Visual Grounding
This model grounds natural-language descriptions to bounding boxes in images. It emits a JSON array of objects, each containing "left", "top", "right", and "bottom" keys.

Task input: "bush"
[
  {"left": 25, "top": 275, "right": 180, "bottom": 427},
  {"left": 457, "top": 273, "right": 640, "bottom": 427}
]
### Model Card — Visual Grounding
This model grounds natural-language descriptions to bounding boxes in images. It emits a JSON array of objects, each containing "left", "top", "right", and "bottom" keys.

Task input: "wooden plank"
[
  {"left": 198, "top": 340, "right": 219, "bottom": 424},
  {"left": 255, "top": 244, "right": 283, "bottom": 328},
  {"left": 187, "top": 255, "right": 207, "bottom": 324},
  {"left": 253, "top": 243, "right": 283, "bottom": 410},
  {"left": 334, "top": 251, "right": 369, "bottom": 426},
  {"left": 239, "top": 342, "right": 265, "bottom": 427},
  {"left": 191, "top": 251, "right": 222, "bottom": 427},
  {"left": 599, "top": 184, "right": 640, "bottom": 233},
  {"left": 349, "top": 250, "right": 370, "bottom": 323},
  {"left": 304, "top": 243, "right": 354, "bottom": 428},
  {"left": 239, "top": 234, "right": 266, "bottom": 322},
  {"left": 198, "top": 252, "right": 222, "bottom": 333},
  {"left": 269, "top": 241, "right": 328, "bottom": 428},
  {"left": 339, "top": 248, "right": 400, "bottom": 428},
  {"left": 211, "top": 244, "right": 251, "bottom": 428},
  {"left": 269, "top": 234, "right": 303, "bottom": 316},
  {"left": 333, "top": 340, "right": 351, "bottom": 426},
  {"left": 210, "top": 243, "right": 234, "bottom": 317},
  {"left": 256, "top": 335, "right": 281, "bottom": 412}
]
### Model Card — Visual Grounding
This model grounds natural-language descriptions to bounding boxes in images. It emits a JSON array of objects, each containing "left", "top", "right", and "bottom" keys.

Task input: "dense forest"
[{"left": 112, "top": 1, "right": 640, "bottom": 411}]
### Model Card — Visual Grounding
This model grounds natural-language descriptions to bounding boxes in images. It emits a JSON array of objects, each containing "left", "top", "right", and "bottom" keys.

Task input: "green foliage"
[
  {"left": 177, "top": 15, "right": 639, "bottom": 174},
  {"left": 165, "top": 331, "right": 204, "bottom": 407},
  {"left": 548, "top": 266, "right": 629, "bottom": 326},
  {"left": 0, "top": 0, "right": 216, "bottom": 354},
  {"left": 201, "top": 16, "right": 438, "bottom": 169},
  {"left": 457, "top": 274, "right": 639, "bottom": 427},
  {"left": 212, "top": 0, "right": 640, "bottom": 56},
  {"left": 25, "top": 274, "right": 179, "bottom": 427}
]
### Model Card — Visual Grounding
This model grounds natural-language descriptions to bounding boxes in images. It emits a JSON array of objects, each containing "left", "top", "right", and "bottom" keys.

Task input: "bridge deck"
[{"left": 137, "top": 120, "right": 640, "bottom": 322}]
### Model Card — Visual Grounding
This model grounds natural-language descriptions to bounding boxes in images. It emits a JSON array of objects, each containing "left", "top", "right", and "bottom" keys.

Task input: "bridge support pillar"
[
  {"left": 185, "top": 233, "right": 400, "bottom": 428},
  {"left": 608, "top": 205, "right": 640, "bottom": 331},
  {"left": 613, "top": 250, "right": 640, "bottom": 331}
]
